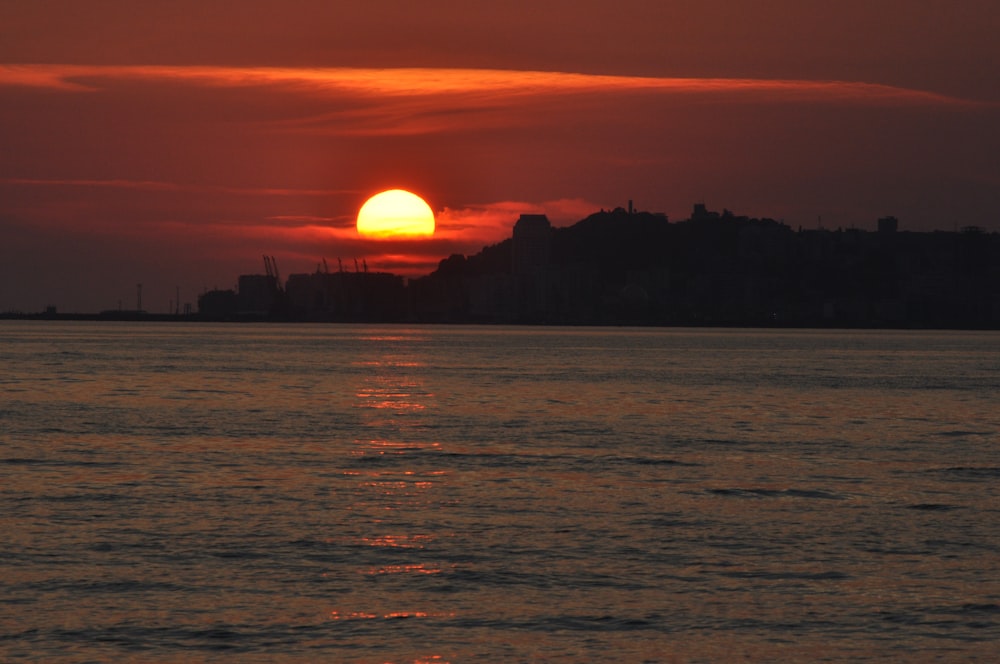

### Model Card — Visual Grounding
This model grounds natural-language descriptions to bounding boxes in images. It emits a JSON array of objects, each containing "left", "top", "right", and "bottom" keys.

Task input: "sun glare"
[{"left": 357, "top": 189, "right": 435, "bottom": 239}]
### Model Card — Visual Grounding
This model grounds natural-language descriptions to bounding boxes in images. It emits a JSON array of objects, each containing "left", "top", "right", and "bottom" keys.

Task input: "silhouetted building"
[
  {"left": 691, "top": 203, "right": 720, "bottom": 222},
  {"left": 285, "top": 269, "right": 406, "bottom": 321},
  {"left": 238, "top": 274, "right": 280, "bottom": 316},
  {"left": 198, "top": 289, "right": 237, "bottom": 319},
  {"left": 512, "top": 214, "right": 551, "bottom": 275},
  {"left": 878, "top": 216, "right": 899, "bottom": 234}
]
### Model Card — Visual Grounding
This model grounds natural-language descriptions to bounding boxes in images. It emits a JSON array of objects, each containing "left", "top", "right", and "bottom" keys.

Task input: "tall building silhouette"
[{"left": 512, "top": 214, "right": 551, "bottom": 275}]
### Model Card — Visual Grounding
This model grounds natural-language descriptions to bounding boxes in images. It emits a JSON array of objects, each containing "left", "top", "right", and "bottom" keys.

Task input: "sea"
[{"left": 1, "top": 322, "right": 998, "bottom": 663}]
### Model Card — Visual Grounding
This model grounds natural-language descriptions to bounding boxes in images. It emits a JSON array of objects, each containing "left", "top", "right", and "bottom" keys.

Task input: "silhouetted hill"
[
  {"left": 415, "top": 205, "right": 1000, "bottom": 327},
  {"left": 552, "top": 208, "right": 672, "bottom": 276},
  {"left": 432, "top": 239, "right": 512, "bottom": 279}
]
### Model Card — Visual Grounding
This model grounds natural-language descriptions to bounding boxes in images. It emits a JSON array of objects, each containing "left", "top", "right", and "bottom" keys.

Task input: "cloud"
[
  {"left": 3, "top": 65, "right": 981, "bottom": 145},
  {"left": 205, "top": 198, "right": 602, "bottom": 278},
  {"left": 437, "top": 198, "right": 599, "bottom": 235},
  {"left": 1, "top": 64, "right": 978, "bottom": 106},
  {"left": 1, "top": 177, "right": 356, "bottom": 197}
]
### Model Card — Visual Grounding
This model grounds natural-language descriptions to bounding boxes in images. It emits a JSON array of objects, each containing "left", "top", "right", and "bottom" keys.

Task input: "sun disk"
[{"left": 357, "top": 189, "right": 435, "bottom": 239}]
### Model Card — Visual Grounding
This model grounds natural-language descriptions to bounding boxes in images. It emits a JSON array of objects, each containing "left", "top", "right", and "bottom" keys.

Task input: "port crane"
[{"left": 263, "top": 255, "right": 283, "bottom": 292}]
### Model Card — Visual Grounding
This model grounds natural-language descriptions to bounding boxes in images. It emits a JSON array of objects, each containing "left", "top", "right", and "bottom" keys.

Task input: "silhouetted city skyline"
[
  {"left": 6, "top": 203, "right": 998, "bottom": 328},
  {"left": 188, "top": 204, "right": 997, "bottom": 328}
]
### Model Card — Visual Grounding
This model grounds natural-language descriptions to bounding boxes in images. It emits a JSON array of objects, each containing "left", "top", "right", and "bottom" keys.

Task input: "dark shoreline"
[{"left": 3, "top": 310, "right": 998, "bottom": 331}]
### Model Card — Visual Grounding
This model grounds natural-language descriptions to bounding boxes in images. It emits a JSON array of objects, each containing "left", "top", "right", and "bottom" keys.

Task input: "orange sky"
[{"left": 1, "top": 1, "right": 998, "bottom": 312}]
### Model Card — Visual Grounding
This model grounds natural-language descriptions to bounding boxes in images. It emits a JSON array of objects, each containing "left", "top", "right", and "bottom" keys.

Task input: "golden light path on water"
[{"left": 334, "top": 332, "right": 455, "bottom": 636}]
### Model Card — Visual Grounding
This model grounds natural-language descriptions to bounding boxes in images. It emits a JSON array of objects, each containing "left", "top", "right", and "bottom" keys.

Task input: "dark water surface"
[{"left": 2, "top": 322, "right": 998, "bottom": 662}]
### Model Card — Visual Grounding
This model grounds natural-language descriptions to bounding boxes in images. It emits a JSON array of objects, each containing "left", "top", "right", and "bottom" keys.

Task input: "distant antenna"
[{"left": 137, "top": 283, "right": 142, "bottom": 312}]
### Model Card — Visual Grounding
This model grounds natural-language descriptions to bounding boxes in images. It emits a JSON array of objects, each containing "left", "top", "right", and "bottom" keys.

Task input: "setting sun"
[{"left": 357, "top": 189, "right": 435, "bottom": 239}]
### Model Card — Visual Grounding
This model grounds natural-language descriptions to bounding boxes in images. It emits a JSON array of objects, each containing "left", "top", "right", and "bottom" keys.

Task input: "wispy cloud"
[
  {"left": 437, "top": 198, "right": 600, "bottom": 236},
  {"left": 2, "top": 177, "right": 183, "bottom": 191},
  {"left": 1, "top": 176, "right": 588, "bottom": 249},
  {"left": 1, "top": 64, "right": 978, "bottom": 107},
  {"left": 2, "top": 65, "right": 981, "bottom": 143},
  {"left": 1, "top": 177, "right": 357, "bottom": 197}
]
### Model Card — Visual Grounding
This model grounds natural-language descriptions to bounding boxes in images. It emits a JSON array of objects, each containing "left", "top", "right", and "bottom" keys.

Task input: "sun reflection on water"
[
  {"left": 326, "top": 332, "right": 464, "bottom": 650},
  {"left": 363, "top": 563, "right": 445, "bottom": 575},
  {"left": 353, "top": 356, "right": 433, "bottom": 412},
  {"left": 328, "top": 609, "right": 456, "bottom": 622},
  {"left": 349, "top": 439, "right": 444, "bottom": 456},
  {"left": 360, "top": 533, "right": 435, "bottom": 548}
]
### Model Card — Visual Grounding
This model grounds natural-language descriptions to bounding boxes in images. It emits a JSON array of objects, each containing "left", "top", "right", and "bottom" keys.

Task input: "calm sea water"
[{"left": 1, "top": 322, "right": 998, "bottom": 662}]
